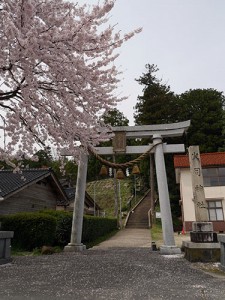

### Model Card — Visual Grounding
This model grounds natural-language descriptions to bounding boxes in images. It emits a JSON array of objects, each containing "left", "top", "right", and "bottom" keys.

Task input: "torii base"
[
  {"left": 64, "top": 243, "right": 86, "bottom": 252},
  {"left": 160, "top": 245, "right": 181, "bottom": 255}
]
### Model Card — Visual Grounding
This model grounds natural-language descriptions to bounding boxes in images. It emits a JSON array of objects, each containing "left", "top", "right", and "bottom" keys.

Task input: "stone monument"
[{"left": 183, "top": 146, "right": 220, "bottom": 262}]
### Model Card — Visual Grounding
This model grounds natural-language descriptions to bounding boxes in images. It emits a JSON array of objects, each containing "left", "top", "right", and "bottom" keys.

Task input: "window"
[
  {"left": 203, "top": 167, "right": 225, "bottom": 187},
  {"left": 207, "top": 200, "right": 224, "bottom": 221}
]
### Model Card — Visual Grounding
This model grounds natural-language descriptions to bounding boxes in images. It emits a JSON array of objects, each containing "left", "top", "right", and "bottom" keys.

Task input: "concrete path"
[
  {"left": 91, "top": 228, "right": 190, "bottom": 250},
  {"left": 91, "top": 228, "right": 152, "bottom": 249}
]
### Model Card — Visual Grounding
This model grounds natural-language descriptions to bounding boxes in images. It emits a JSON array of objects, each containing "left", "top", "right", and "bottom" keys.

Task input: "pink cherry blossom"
[{"left": 0, "top": 0, "right": 141, "bottom": 163}]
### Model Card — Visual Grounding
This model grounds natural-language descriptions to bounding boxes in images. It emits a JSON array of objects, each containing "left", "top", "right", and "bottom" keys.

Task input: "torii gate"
[{"left": 64, "top": 120, "right": 190, "bottom": 255}]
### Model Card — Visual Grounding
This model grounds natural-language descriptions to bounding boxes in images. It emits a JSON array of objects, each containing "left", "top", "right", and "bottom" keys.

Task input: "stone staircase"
[{"left": 125, "top": 191, "right": 151, "bottom": 229}]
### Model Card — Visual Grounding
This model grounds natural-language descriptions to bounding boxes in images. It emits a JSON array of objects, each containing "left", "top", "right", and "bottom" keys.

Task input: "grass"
[
  {"left": 11, "top": 246, "right": 63, "bottom": 256},
  {"left": 86, "top": 178, "right": 146, "bottom": 217},
  {"left": 86, "top": 178, "right": 133, "bottom": 217},
  {"left": 151, "top": 219, "right": 163, "bottom": 244},
  {"left": 192, "top": 262, "right": 225, "bottom": 278},
  {"left": 11, "top": 248, "right": 35, "bottom": 256}
]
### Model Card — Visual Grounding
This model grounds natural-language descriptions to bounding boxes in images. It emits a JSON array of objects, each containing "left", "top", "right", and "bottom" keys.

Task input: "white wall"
[{"left": 179, "top": 168, "right": 225, "bottom": 222}]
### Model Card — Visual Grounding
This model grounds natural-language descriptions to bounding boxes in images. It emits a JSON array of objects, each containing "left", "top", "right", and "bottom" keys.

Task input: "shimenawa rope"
[{"left": 88, "top": 142, "right": 162, "bottom": 169}]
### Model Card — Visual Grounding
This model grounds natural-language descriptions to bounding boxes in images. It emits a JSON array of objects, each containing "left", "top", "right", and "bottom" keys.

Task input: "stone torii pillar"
[
  {"left": 153, "top": 134, "right": 180, "bottom": 254},
  {"left": 64, "top": 152, "right": 88, "bottom": 252}
]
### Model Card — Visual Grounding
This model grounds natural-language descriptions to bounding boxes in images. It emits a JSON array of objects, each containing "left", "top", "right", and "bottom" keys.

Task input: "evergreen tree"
[
  {"left": 133, "top": 64, "right": 181, "bottom": 219},
  {"left": 134, "top": 64, "right": 179, "bottom": 125},
  {"left": 102, "top": 108, "right": 129, "bottom": 127},
  {"left": 177, "top": 89, "right": 225, "bottom": 152}
]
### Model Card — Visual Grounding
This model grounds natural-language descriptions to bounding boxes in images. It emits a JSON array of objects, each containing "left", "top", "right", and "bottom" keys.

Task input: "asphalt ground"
[{"left": 0, "top": 229, "right": 225, "bottom": 300}]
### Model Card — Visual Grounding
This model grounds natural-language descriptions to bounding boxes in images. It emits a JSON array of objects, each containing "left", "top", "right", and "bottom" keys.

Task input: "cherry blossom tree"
[{"left": 0, "top": 0, "right": 141, "bottom": 162}]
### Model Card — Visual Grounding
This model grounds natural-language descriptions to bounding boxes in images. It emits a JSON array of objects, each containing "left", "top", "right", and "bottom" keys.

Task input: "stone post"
[
  {"left": 153, "top": 134, "right": 181, "bottom": 254},
  {"left": 64, "top": 152, "right": 88, "bottom": 252},
  {"left": 188, "top": 146, "right": 217, "bottom": 242},
  {"left": 188, "top": 146, "right": 208, "bottom": 221},
  {"left": 182, "top": 146, "right": 219, "bottom": 262},
  {"left": 0, "top": 231, "right": 14, "bottom": 265}
]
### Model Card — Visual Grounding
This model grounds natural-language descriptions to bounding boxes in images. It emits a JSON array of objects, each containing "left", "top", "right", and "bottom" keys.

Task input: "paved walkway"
[
  {"left": 91, "top": 228, "right": 152, "bottom": 249},
  {"left": 0, "top": 230, "right": 225, "bottom": 300},
  {"left": 91, "top": 228, "right": 191, "bottom": 250}
]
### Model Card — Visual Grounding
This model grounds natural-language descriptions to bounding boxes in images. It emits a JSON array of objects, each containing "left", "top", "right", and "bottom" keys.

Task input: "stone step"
[{"left": 125, "top": 192, "right": 151, "bottom": 229}]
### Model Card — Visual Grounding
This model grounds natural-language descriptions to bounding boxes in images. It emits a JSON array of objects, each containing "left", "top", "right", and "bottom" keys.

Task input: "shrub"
[
  {"left": 41, "top": 210, "right": 117, "bottom": 245},
  {"left": 0, "top": 210, "right": 117, "bottom": 250},
  {"left": 0, "top": 212, "right": 56, "bottom": 251},
  {"left": 173, "top": 217, "right": 183, "bottom": 232},
  {"left": 55, "top": 213, "right": 73, "bottom": 246},
  {"left": 82, "top": 215, "right": 117, "bottom": 243},
  {"left": 39, "top": 210, "right": 73, "bottom": 246}
]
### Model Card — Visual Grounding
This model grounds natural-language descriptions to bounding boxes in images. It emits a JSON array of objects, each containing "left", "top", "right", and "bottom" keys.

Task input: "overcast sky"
[{"left": 73, "top": 0, "right": 225, "bottom": 125}]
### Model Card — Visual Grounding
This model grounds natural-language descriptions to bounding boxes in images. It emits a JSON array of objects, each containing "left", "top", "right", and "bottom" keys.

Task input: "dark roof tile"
[{"left": 0, "top": 168, "right": 52, "bottom": 198}]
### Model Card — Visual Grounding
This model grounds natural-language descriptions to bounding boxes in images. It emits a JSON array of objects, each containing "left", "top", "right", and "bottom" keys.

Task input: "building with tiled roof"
[
  {"left": 0, "top": 168, "right": 101, "bottom": 216},
  {"left": 63, "top": 187, "right": 101, "bottom": 216},
  {"left": 174, "top": 152, "right": 225, "bottom": 168},
  {"left": 174, "top": 152, "right": 225, "bottom": 232},
  {"left": 0, "top": 168, "right": 69, "bottom": 215}
]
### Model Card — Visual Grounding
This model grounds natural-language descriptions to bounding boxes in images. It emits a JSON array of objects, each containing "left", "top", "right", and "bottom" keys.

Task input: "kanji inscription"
[{"left": 188, "top": 146, "right": 208, "bottom": 222}]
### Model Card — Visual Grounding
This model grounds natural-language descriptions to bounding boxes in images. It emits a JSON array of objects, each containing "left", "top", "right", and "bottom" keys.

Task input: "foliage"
[
  {"left": 177, "top": 88, "right": 225, "bottom": 152},
  {"left": 172, "top": 217, "right": 183, "bottom": 232},
  {"left": 87, "top": 155, "right": 103, "bottom": 182},
  {"left": 134, "top": 65, "right": 225, "bottom": 152},
  {"left": 82, "top": 215, "right": 117, "bottom": 243},
  {"left": 39, "top": 210, "right": 73, "bottom": 246},
  {"left": 0, "top": 210, "right": 117, "bottom": 249},
  {"left": 134, "top": 64, "right": 179, "bottom": 125},
  {"left": 0, "top": 0, "right": 141, "bottom": 161},
  {"left": 23, "top": 147, "right": 53, "bottom": 168},
  {"left": 0, "top": 212, "right": 56, "bottom": 251},
  {"left": 58, "top": 159, "right": 78, "bottom": 187},
  {"left": 133, "top": 64, "right": 180, "bottom": 216},
  {"left": 101, "top": 108, "right": 129, "bottom": 127},
  {"left": 133, "top": 64, "right": 225, "bottom": 218}
]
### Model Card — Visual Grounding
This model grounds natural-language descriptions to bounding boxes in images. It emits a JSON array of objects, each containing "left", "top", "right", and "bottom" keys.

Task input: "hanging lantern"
[
  {"left": 132, "top": 164, "right": 140, "bottom": 175},
  {"left": 99, "top": 165, "right": 108, "bottom": 176},
  {"left": 116, "top": 168, "right": 125, "bottom": 180}
]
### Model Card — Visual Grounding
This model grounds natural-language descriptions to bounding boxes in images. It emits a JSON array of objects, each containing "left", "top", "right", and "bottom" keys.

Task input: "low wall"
[{"left": 0, "top": 231, "right": 14, "bottom": 265}]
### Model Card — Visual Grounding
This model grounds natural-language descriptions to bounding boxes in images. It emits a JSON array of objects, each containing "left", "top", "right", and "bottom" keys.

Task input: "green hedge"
[
  {"left": 41, "top": 210, "right": 117, "bottom": 245},
  {"left": 39, "top": 210, "right": 73, "bottom": 246},
  {"left": 0, "top": 212, "right": 56, "bottom": 251},
  {"left": 0, "top": 210, "right": 117, "bottom": 250},
  {"left": 82, "top": 216, "right": 117, "bottom": 243}
]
